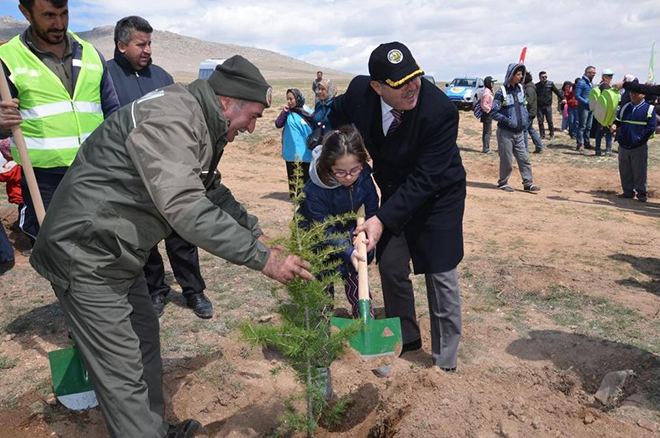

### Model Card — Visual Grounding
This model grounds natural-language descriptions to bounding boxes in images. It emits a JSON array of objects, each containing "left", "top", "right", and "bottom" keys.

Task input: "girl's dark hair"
[
  {"left": 316, "top": 125, "right": 369, "bottom": 186},
  {"left": 562, "top": 80, "right": 572, "bottom": 90}
]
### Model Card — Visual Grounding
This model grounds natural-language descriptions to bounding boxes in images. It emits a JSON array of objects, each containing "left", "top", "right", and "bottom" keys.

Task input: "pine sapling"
[{"left": 241, "top": 162, "right": 361, "bottom": 437}]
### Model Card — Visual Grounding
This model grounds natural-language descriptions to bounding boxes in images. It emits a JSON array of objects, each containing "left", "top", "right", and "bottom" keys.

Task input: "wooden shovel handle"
[
  {"left": 356, "top": 206, "right": 369, "bottom": 301},
  {"left": 0, "top": 66, "right": 45, "bottom": 225}
]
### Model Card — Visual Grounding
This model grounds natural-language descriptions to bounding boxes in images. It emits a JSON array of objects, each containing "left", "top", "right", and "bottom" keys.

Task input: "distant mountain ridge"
[{"left": 0, "top": 16, "right": 350, "bottom": 82}]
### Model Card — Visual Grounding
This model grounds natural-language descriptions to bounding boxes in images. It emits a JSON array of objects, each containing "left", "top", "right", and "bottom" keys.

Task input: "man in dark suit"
[{"left": 330, "top": 42, "right": 466, "bottom": 372}]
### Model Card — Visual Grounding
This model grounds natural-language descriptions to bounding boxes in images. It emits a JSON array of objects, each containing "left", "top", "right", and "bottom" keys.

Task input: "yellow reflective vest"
[{"left": 0, "top": 32, "right": 104, "bottom": 168}]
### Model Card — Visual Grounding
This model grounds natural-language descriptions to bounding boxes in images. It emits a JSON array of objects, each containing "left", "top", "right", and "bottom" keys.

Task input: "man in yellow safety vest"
[{"left": 0, "top": 0, "right": 119, "bottom": 250}]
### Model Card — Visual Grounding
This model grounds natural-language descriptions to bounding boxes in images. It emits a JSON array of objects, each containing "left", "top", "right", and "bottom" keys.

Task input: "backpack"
[{"left": 473, "top": 99, "right": 483, "bottom": 119}]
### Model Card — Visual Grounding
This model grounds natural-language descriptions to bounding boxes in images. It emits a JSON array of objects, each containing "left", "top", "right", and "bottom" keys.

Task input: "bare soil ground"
[{"left": 2, "top": 82, "right": 660, "bottom": 437}]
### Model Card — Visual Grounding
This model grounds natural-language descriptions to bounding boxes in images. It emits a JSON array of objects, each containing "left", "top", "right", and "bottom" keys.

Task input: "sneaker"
[
  {"left": 482, "top": 149, "right": 490, "bottom": 154},
  {"left": 549, "top": 135, "right": 555, "bottom": 141},
  {"left": 151, "top": 293, "right": 166, "bottom": 318},
  {"left": 617, "top": 193, "right": 634, "bottom": 199},
  {"left": 576, "top": 145, "right": 584, "bottom": 151},
  {"left": 166, "top": 419, "right": 203, "bottom": 438},
  {"left": 186, "top": 293, "right": 214, "bottom": 319},
  {"left": 595, "top": 150, "right": 602, "bottom": 156},
  {"left": 498, "top": 184, "right": 515, "bottom": 192},
  {"left": 638, "top": 196, "right": 648, "bottom": 203},
  {"left": 533, "top": 149, "right": 543, "bottom": 154},
  {"left": 524, "top": 184, "right": 541, "bottom": 192}
]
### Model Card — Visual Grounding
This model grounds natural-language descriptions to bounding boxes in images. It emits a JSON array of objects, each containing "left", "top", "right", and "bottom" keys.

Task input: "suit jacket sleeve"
[{"left": 376, "top": 104, "right": 460, "bottom": 235}]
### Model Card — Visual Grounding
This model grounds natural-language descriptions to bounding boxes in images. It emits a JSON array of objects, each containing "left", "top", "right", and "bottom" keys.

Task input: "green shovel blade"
[
  {"left": 48, "top": 345, "right": 98, "bottom": 410},
  {"left": 331, "top": 300, "right": 402, "bottom": 359}
]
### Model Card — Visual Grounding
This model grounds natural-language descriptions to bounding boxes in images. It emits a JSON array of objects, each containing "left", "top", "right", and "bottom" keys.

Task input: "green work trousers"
[{"left": 52, "top": 275, "right": 168, "bottom": 438}]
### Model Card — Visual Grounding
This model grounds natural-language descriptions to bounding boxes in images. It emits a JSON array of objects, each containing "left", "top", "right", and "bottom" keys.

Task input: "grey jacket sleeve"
[{"left": 125, "top": 114, "right": 269, "bottom": 271}]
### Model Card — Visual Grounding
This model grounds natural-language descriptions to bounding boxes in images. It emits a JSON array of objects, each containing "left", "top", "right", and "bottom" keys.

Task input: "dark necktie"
[{"left": 387, "top": 109, "right": 403, "bottom": 136}]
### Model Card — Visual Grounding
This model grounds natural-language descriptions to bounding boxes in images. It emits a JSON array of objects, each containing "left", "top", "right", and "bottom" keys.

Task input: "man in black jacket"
[
  {"left": 330, "top": 42, "right": 466, "bottom": 372},
  {"left": 536, "top": 71, "right": 565, "bottom": 139},
  {"left": 107, "top": 16, "right": 212, "bottom": 320}
]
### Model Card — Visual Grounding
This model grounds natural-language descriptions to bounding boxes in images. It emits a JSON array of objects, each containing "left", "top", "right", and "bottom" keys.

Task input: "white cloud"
[{"left": 70, "top": 0, "right": 658, "bottom": 82}]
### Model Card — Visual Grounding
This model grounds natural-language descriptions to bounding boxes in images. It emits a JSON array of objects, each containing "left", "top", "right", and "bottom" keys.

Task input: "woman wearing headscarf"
[
  {"left": 275, "top": 88, "right": 314, "bottom": 196},
  {"left": 313, "top": 78, "right": 337, "bottom": 136},
  {"left": 480, "top": 76, "right": 495, "bottom": 153}
]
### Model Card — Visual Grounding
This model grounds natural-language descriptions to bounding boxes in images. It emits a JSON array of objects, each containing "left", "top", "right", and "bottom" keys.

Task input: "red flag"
[{"left": 519, "top": 47, "right": 527, "bottom": 64}]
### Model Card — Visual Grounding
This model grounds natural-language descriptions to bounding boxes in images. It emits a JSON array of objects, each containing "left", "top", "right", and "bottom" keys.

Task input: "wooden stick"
[
  {"left": 356, "top": 205, "right": 369, "bottom": 301},
  {"left": 0, "top": 66, "right": 46, "bottom": 225}
]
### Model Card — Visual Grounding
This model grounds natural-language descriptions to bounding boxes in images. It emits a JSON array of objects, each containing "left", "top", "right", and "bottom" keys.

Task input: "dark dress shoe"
[
  {"left": 401, "top": 338, "right": 422, "bottom": 354},
  {"left": 166, "top": 418, "right": 203, "bottom": 438},
  {"left": 186, "top": 293, "right": 213, "bottom": 319},
  {"left": 0, "top": 259, "right": 15, "bottom": 275},
  {"left": 151, "top": 293, "right": 166, "bottom": 318}
]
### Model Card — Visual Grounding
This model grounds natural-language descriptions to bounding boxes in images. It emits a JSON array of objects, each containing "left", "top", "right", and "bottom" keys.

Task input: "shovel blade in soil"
[
  {"left": 48, "top": 345, "right": 99, "bottom": 410},
  {"left": 331, "top": 315, "right": 402, "bottom": 359}
]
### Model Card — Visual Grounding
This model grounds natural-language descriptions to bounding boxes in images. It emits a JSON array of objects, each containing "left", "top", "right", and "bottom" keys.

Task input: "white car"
[{"left": 444, "top": 77, "right": 485, "bottom": 110}]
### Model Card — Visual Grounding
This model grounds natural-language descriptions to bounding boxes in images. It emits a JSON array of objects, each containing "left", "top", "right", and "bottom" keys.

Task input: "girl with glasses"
[{"left": 299, "top": 125, "right": 379, "bottom": 318}]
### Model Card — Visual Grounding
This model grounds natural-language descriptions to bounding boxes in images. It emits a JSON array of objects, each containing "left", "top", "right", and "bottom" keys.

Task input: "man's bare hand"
[
  {"left": 261, "top": 247, "right": 313, "bottom": 284},
  {"left": 0, "top": 99, "right": 21, "bottom": 132},
  {"left": 613, "top": 82, "right": 624, "bottom": 90},
  {"left": 354, "top": 215, "right": 384, "bottom": 252}
]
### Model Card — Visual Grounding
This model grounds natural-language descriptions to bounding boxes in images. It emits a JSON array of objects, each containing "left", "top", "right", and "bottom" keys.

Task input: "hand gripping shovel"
[
  {"left": 330, "top": 206, "right": 402, "bottom": 361},
  {"left": 0, "top": 64, "right": 97, "bottom": 410}
]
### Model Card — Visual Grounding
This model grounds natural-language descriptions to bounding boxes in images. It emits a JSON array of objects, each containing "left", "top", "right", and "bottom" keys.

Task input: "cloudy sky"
[{"left": 1, "top": 0, "right": 658, "bottom": 83}]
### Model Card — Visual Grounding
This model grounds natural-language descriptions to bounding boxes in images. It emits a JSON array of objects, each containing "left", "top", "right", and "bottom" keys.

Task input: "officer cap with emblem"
[
  {"left": 208, "top": 55, "right": 272, "bottom": 108},
  {"left": 369, "top": 42, "right": 424, "bottom": 89}
]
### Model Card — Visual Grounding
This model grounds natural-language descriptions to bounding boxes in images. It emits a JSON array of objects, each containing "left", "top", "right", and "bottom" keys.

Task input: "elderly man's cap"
[
  {"left": 208, "top": 55, "right": 272, "bottom": 107},
  {"left": 369, "top": 42, "right": 424, "bottom": 89},
  {"left": 602, "top": 68, "right": 615, "bottom": 76}
]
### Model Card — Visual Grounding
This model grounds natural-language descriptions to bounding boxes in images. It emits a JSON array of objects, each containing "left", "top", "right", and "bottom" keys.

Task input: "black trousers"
[
  {"left": 285, "top": 161, "right": 311, "bottom": 197},
  {"left": 20, "top": 167, "right": 67, "bottom": 244},
  {"left": 537, "top": 104, "right": 555, "bottom": 137},
  {"left": 143, "top": 232, "right": 205, "bottom": 299}
]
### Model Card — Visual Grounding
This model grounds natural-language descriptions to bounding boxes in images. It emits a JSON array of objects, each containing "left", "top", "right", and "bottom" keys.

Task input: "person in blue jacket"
[
  {"left": 491, "top": 62, "right": 540, "bottom": 192},
  {"left": 611, "top": 91, "right": 657, "bottom": 202},
  {"left": 298, "top": 125, "right": 379, "bottom": 318},
  {"left": 275, "top": 88, "right": 313, "bottom": 195},
  {"left": 575, "top": 65, "right": 596, "bottom": 151},
  {"left": 108, "top": 16, "right": 212, "bottom": 320}
]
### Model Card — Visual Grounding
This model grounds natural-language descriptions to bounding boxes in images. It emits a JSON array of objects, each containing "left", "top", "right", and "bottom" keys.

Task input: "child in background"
[
  {"left": 275, "top": 88, "right": 314, "bottom": 195},
  {"left": 0, "top": 138, "right": 23, "bottom": 274},
  {"left": 611, "top": 91, "right": 657, "bottom": 202},
  {"left": 480, "top": 76, "right": 494, "bottom": 153},
  {"left": 299, "top": 126, "right": 379, "bottom": 318}
]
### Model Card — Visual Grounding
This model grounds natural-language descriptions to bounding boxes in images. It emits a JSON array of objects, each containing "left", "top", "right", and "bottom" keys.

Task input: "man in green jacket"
[{"left": 30, "top": 55, "right": 312, "bottom": 438}]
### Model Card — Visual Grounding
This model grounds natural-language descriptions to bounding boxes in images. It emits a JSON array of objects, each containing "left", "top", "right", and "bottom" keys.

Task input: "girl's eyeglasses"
[{"left": 332, "top": 165, "right": 363, "bottom": 178}]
